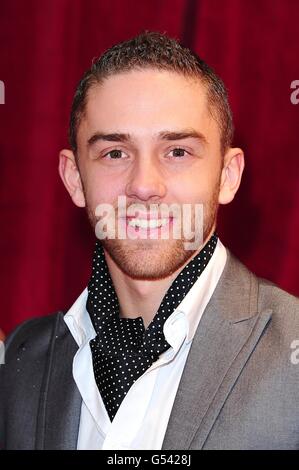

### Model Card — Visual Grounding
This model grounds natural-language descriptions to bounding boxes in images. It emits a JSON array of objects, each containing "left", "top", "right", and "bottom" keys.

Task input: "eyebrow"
[{"left": 87, "top": 128, "right": 207, "bottom": 147}]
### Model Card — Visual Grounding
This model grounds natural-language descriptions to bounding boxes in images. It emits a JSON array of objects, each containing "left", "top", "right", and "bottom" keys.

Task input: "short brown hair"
[{"left": 69, "top": 31, "right": 234, "bottom": 156}]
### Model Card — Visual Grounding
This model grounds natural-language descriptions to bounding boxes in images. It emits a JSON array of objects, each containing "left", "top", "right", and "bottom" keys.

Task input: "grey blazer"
[{"left": 1, "top": 250, "right": 299, "bottom": 450}]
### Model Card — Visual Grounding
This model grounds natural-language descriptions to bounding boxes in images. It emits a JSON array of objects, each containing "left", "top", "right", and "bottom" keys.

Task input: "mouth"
[
  {"left": 119, "top": 215, "right": 174, "bottom": 238},
  {"left": 126, "top": 217, "right": 170, "bottom": 229}
]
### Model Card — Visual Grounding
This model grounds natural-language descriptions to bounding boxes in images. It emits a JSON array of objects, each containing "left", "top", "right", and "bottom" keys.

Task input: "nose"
[{"left": 125, "top": 157, "right": 167, "bottom": 202}]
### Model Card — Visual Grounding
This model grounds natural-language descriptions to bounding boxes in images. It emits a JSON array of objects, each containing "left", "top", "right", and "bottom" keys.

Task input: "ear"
[
  {"left": 218, "top": 147, "right": 245, "bottom": 205},
  {"left": 58, "top": 149, "right": 86, "bottom": 207}
]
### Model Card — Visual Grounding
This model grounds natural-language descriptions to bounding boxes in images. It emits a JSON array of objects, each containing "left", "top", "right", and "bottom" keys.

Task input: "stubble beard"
[{"left": 84, "top": 187, "right": 220, "bottom": 281}]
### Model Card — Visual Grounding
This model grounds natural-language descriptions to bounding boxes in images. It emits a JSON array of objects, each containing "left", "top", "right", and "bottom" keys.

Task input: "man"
[{"left": 1, "top": 31, "right": 299, "bottom": 450}]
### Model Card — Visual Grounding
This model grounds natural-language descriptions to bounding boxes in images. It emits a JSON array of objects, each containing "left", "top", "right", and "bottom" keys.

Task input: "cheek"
[
  {"left": 82, "top": 170, "right": 124, "bottom": 208},
  {"left": 172, "top": 173, "right": 208, "bottom": 203},
  {"left": 173, "top": 169, "right": 221, "bottom": 205}
]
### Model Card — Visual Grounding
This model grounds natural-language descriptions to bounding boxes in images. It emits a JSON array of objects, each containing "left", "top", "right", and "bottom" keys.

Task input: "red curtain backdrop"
[{"left": 0, "top": 0, "right": 298, "bottom": 335}]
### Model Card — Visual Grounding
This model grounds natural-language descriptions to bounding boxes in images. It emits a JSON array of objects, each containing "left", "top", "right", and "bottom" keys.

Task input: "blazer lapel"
[
  {"left": 162, "top": 251, "right": 272, "bottom": 450},
  {"left": 35, "top": 312, "right": 82, "bottom": 450}
]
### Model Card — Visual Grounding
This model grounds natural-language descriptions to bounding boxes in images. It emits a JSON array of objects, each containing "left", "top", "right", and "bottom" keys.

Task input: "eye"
[
  {"left": 168, "top": 148, "right": 189, "bottom": 158},
  {"left": 104, "top": 149, "right": 126, "bottom": 159}
]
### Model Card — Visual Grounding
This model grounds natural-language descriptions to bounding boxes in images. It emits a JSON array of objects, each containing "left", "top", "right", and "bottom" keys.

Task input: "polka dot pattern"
[{"left": 87, "top": 232, "right": 218, "bottom": 421}]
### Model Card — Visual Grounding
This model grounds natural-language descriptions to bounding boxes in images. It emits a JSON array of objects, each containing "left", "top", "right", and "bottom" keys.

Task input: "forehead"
[{"left": 78, "top": 69, "right": 216, "bottom": 142}]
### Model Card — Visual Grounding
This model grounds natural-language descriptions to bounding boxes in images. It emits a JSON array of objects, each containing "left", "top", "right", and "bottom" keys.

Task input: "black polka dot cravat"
[{"left": 87, "top": 232, "right": 218, "bottom": 421}]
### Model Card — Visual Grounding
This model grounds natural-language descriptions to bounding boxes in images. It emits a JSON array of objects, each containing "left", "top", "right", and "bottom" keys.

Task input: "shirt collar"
[
  {"left": 64, "top": 288, "right": 94, "bottom": 347},
  {"left": 163, "top": 238, "right": 227, "bottom": 344}
]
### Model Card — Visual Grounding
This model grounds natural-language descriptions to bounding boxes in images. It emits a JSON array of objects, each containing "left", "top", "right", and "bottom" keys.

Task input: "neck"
[
  {"left": 103, "top": 227, "right": 215, "bottom": 328},
  {"left": 104, "top": 253, "right": 177, "bottom": 328}
]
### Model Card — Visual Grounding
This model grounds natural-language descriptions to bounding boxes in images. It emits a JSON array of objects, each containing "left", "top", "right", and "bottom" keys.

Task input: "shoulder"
[
  {"left": 225, "top": 249, "right": 299, "bottom": 328},
  {"left": 257, "top": 278, "right": 299, "bottom": 338},
  {"left": 4, "top": 312, "right": 65, "bottom": 361},
  {"left": 1, "top": 311, "right": 73, "bottom": 401},
  {"left": 258, "top": 277, "right": 299, "bottom": 310},
  {"left": 226, "top": 248, "right": 299, "bottom": 301}
]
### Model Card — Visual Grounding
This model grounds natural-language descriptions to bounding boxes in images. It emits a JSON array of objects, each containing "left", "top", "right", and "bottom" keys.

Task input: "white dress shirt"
[{"left": 64, "top": 239, "right": 227, "bottom": 450}]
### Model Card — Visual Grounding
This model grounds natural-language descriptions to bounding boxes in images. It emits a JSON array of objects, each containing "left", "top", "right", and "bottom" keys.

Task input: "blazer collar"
[
  {"left": 162, "top": 250, "right": 272, "bottom": 449},
  {"left": 35, "top": 312, "right": 82, "bottom": 450}
]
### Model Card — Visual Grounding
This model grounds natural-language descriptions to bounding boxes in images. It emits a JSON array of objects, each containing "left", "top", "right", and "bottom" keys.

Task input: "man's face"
[{"left": 75, "top": 69, "right": 224, "bottom": 280}]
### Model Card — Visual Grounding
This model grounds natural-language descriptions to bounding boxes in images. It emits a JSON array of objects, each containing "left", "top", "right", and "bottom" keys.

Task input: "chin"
[{"left": 101, "top": 238, "right": 196, "bottom": 281}]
